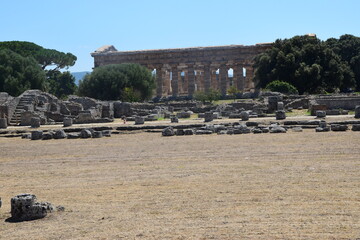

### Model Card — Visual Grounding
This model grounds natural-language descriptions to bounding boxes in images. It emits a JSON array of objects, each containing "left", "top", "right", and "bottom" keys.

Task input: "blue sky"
[{"left": 1, "top": 0, "right": 360, "bottom": 72}]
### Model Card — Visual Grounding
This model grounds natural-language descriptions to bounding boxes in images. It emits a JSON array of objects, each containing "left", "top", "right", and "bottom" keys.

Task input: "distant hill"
[{"left": 71, "top": 71, "right": 90, "bottom": 85}]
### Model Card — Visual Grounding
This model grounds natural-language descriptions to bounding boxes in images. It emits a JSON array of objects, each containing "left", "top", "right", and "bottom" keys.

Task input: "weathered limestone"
[
  {"left": 135, "top": 116, "right": 145, "bottom": 125},
  {"left": 80, "top": 129, "right": 92, "bottom": 138},
  {"left": 0, "top": 118, "right": 7, "bottom": 129},
  {"left": 355, "top": 105, "right": 360, "bottom": 119},
  {"left": 331, "top": 124, "right": 348, "bottom": 131},
  {"left": 53, "top": 129, "right": 67, "bottom": 139},
  {"left": 204, "top": 112, "right": 213, "bottom": 122},
  {"left": 176, "top": 111, "right": 191, "bottom": 118},
  {"left": 268, "top": 96, "right": 280, "bottom": 112},
  {"left": 31, "top": 130, "right": 43, "bottom": 140},
  {"left": 92, "top": 131, "right": 103, "bottom": 138},
  {"left": 42, "top": 132, "right": 53, "bottom": 140},
  {"left": 11, "top": 194, "right": 53, "bottom": 221},
  {"left": 352, "top": 124, "right": 360, "bottom": 131},
  {"left": 162, "top": 127, "right": 175, "bottom": 136},
  {"left": 170, "top": 115, "right": 179, "bottom": 123},
  {"left": 91, "top": 44, "right": 272, "bottom": 97},
  {"left": 30, "top": 117, "right": 41, "bottom": 128},
  {"left": 240, "top": 111, "right": 249, "bottom": 121},
  {"left": 316, "top": 111, "right": 326, "bottom": 118},
  {"left": 270, "top": 125, "right": 287, "bottom": 133},
  {"left": 63, "top": 118, "right": 73, "bottom": 127},
  {"left": 275, "top": 110, "right": 286, "bottom": 120}
]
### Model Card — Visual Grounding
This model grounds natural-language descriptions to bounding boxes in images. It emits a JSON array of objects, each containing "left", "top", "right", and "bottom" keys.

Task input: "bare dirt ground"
[{"left": 1, "top": 128, "right": 360, "bottom": 239}]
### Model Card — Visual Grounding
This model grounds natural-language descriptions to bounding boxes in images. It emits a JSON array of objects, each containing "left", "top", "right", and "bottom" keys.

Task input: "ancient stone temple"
[{"left": 91, "top": 43, "right": 272, "bottom": 97}]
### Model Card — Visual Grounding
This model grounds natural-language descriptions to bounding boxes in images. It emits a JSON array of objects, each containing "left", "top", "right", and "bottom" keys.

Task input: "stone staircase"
[{"left": 9, "top": 94, "right": 36, "bottom": 125}]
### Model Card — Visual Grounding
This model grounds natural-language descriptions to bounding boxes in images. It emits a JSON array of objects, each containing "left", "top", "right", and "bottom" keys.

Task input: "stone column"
[
  {"left": 187, "top": 65, "right": 195, "bottom": 96},
  {"left": 156, "top": 67, "right": 163, "bottom": 98},
  {"left": 245, "top": 67, "right": 254, "bottom": 90},
  {"left": 211, "top": 70, "right": 217, "bottom": 90},
  {"left": 162, "top": 70, "right": 170, "bottom": 95},
  {"left": 219, "top": 65, "right": 228, "bottom": 96},
  {"left": 204, "top": 65, "right": 211, "bottom": 92},
  {"left": 171, "top": 67, "right": 179, "bottom": 97},
  {"left": 234, "top": 65, "right": 244, "bottom": 91}
]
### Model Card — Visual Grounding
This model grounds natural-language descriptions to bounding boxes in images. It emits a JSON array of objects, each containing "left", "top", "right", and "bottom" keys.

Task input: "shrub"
[
  {"left": 265, "top": 80, "right": 299, "bottom": 94},
  {"left": 194, "top": 89, "right": 221, "bottom": 104}
]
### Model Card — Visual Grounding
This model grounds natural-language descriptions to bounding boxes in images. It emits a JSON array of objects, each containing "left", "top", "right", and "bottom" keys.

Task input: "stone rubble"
[{"left": 10, "top": 194, "right": 63, "bottom": 221}]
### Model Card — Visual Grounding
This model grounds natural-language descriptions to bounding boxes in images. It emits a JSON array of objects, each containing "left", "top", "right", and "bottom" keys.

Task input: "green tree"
[
  {"left": 0, "top": 41, "right": 77, "bottom": 70},
  {"left": 326, "top": 34, "right": 360, "bottom": 91},
  {"left": 0, "top": 49, "right": 46, "bottom": 96},
  {"left": 46, "top": 70, "right": 77, "bottom": 99},
  {"left": 78, "top": 63, "right": 155, "bottom": 101},
  {"left": 0, "top": 41, "right": 78, "bottom": 97},
  {"left": 253, "top": 35, "right": 356, "bottom": 94}
]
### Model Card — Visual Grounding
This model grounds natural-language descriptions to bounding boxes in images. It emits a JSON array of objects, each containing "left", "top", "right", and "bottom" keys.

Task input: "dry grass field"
[{"left": 0, "top": 130, "right": 360, "bottom": 239}]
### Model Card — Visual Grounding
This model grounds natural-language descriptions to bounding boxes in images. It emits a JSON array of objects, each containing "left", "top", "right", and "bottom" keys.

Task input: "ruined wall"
[{"left": 314, "top": 95, "right": 360, "bottom": 110}]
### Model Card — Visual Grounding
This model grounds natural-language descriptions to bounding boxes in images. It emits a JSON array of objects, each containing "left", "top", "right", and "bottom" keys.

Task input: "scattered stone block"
[
  {"left": 11, "top": 194, "right": 53, "bottom": 221},
  {"left": 331, "top": 124, "right": 348, "bottom": 132},
  {"left": 234, "top": 124, "right": 251, "bottom": 134},
  {"left": 316, "top": 111, "right": 326, "bottom": 118},
  {"left": 102, "top": 130, "right": 111, "bottom": 137},
  {"left": 355, "top": 105, "right": 360, "bottom": 119},
  {"left": 204, "top": 112, "right": 213, "bottom": 122},
  {"left": 42, "top": 132, "right": 53, "bottom": 140},
  {"left": 246, "top": 121, "right": 258, "bottom": 127},
  {"left": 162, "top": 127, "right": 175, "bottom": 136},
  {"left": 262, "top": 127, "right": 270, "bottom": 133},
  {"left": 170, "top": 116, "right": 179, "bottom": 123},
  {"left": 30, "top": 117, "right": 41, "bottom": 128},
  {"left": 67, "top": 133, "right": 80, "bottom": 139},
  {"left": 212, "top": 112, "right": 220, "bottom": 119},
  {"left": 195, "top": 130, "right": 213, "bottom": 135},
  {"left": 316, "top": 127, "right": 330, "bottom": 132},
  {"left": 277, "top": 102, "right": 284, "bottom": 111},
  {"left": 53, "top": 130, "right": 67, "bottom": 139},
  {"left": 176, "top": 129, "right": 185, "bottom": 136},
  {"left": 252, "top": 128, "right": 263, "bottom": 134},
  {"left": 31, "top": 130, "right": 43, "bottom": 140},
  {"left": 63, "top": 118, "right": 73, "bottom": 127},
  {"left": 292, "top": 127, "right": 303, "bottom": 132},
  {"left": 213, "top": 124, "right": 227, "bottom": 133},
  {"left": 217, "top": 130, "right": 227, "bottom": 135},
  {"left": 134, "top": 116, "right": 145, "bottom": 125},
  {"left": 310, "top": 104, "right": 327, "bottom": 116},
  {"left": 275, "top": 110, "right": 286, "bottom": 120},
  {"left": 352, "top": 124, "right": 360, "bottom": 131},
  {"left": 270, "top": 125, "right": 287, "bottom": 133},
  {"left": 184, "top": 129, "right": 194, "bottom": 135},
  {"left": 268, "top": 96, "right": 280, "bottom": 112},
  {"left": 240, "top": 111, "right": 249, "bottom": 121},
  {"left": 80, "top": 129, "right": 92, "bottom": 138},
  {"left": 176, "top": 111, "right": 191, "bottom": 118},
  {"left": 283, "top": 121, "right": 299, "bottom": 125},
  {"left": 22, "top": 133, "right": 31, "bottom": 139},
  {"left": 319, "top": 121, "right": 327, "bottom": 128},
  {"left": 92, "top": 131, "right": 103, "bottom": 138},
  {"left": 0, "top": 118, "right": 7, "bottom": 129}
]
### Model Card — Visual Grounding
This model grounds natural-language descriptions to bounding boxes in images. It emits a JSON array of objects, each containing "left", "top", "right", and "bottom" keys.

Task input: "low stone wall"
[{"left": 314, "top": 95, "right": 360, "bottom": 110}]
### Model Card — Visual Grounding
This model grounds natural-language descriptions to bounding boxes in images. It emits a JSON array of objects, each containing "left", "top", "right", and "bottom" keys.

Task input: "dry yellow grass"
[{"left": 0, "top": 130, "right": 360, "bottom": 239}]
